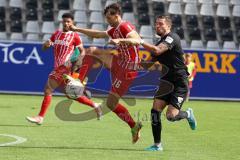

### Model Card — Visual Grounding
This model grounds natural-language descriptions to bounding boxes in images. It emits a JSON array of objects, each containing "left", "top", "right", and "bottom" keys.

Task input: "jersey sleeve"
[
  {"left": 162, "top": 35, "right": 175, "bottom": 50},
  {"left": 119, "top": 22, "right": 135, "bottom": 37},
  {"left": 107, "top": 28, "right": 114, "bottom": 38},
  {"left": 74, "top": 33, "right": 82, "bottom": 47},
  {"left": 50, "top": 30, "right": 59, "bottom": 42}
]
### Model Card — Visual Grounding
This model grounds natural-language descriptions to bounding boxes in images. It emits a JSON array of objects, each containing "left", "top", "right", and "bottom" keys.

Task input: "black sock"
[
  {"left": 167, "top": 111, "right": 188, "bottom": 122},
  {"left": 151, "top": 109, "right": 162, "bottom": 144}
]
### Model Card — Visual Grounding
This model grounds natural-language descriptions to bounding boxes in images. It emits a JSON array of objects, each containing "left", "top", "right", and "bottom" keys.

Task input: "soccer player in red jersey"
[
  {"left": 69, "top": 3, "right": 142, "bottom": 143},
  {"left": 26, "top": 13, "right": 102, "bottom": 125}
]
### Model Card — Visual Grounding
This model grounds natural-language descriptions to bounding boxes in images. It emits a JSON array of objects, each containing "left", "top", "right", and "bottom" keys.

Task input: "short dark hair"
[
  {"left": 156, "top": 15, "right": 172, "bottom": 27},
  {"left": 62, "top": 13, "right": 74, "bottom": 20},
  {"left": 104, "top": 3, "right": 122, "bottom": 16}
]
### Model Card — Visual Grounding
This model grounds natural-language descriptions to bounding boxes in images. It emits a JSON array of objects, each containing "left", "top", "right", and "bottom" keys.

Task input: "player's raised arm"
[
  {"left": 69, "top": 25, "right": 108, "bottom": 38},
  {"left": 42, "top": 39, "right": 53, "bottom": 51},
  {"left": 141, "top": 41, "right": 169, "bottom": 56},
  {"left": 71, "top": 44, "right": 86, "bottom": 73},
  {"left": 109, "top": 30, "right": 141, "bottom": 46}
]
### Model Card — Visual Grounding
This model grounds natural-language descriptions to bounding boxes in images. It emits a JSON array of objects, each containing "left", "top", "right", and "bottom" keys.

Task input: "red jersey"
[
  {"left": 107, "top": 21, "right": 140, "bottom": 70},
  {"left": 50, "top": 30, "right": 82, "bottom": 68}
]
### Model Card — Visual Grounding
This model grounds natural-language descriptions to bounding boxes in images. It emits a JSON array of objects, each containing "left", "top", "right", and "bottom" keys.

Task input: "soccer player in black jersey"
[{"left": 111, "top": 15, "right": 197, "bottom": 151}]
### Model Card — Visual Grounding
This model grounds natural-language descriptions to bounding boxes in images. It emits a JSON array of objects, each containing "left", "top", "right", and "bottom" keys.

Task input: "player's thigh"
[
  {"left": 44, "top": 78, "right": 60, "bottom": 95},
  {"left": 168, "top": 78, "right": 188, "bottom": 110},
  {"left": 152, "top": 98, "right": 167, "bottom": 112}
]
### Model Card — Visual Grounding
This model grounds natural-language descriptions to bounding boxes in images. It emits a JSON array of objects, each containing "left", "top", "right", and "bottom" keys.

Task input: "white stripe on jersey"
[
  {"left": 53, "top": 31, "right": 76, "bottom": 68},
  {"left": 133, "top": 45, "right": 139, "bottom": 70},
  {"left": 58, "top": 32, "right": 69, "bottom": 66},
  {"left": 54, "top": 31, "right": 63, "bottom": 68},
  {"left": 62, "top": 32, "right": 75, "bottom": 64}
]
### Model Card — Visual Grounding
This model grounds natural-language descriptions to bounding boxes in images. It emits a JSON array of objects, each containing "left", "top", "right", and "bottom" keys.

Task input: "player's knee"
[
  {"left": 88, "top": 47, "right": 97, "bottom": 54},
  {"left": 166, "top": 115, "right": 174, "bottom": 122},
  {"left": 106, "top": 100, "right": 115, "bottom": 110},
  {"left": 44, "top": 88, "right": 53, "bottom": 95},
  {"left": 166, "top": 113, "right": 176, "bottom": 122}
]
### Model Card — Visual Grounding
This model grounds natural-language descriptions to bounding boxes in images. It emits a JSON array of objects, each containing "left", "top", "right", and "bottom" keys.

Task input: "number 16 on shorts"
[{"left": 113, "top": 78, "right": 122, "bottom": 88}]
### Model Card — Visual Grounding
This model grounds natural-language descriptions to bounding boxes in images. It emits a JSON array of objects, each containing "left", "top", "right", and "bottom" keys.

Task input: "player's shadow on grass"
[{"left": 5, "top": 146, "right": 144, "bottom": 152}]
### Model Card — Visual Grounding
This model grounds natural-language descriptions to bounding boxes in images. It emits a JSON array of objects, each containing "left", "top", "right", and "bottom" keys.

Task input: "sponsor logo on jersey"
[{"left": 165, "top": 36, "right": 174, "bottom": 44}]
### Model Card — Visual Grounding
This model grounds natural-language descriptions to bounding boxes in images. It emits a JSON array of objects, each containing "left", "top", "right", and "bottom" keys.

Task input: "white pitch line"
[{"left": 0, "top": 134, "right": 27, "bottom": 147}]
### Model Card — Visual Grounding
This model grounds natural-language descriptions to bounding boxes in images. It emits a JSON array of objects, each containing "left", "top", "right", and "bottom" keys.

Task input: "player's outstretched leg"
[
  {"left": 108, "top": 93, "right": 142, "bottom": 144},
  {"left": 26, "top": 94, "right": 52, "bottom": 125},
  {"left": 75, "top": 97, "right": 103, "bottom": 120},
  {"left": 186, "top": 108, "right": 197, "bottom": 130},
  {"left": 26, "top": 78, "right": 59, "bottom": 125},
  {"left": 112, "top": 103, "right": 142, "bottom": 143}
]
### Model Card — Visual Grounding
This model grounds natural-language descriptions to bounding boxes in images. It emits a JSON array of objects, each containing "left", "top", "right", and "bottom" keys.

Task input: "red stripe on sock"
[
  {"left": 113, "top": 103, "right": 136, "bottom": 128},
  {"left": 38, "top": 95, "right": 52, "bottom": 117}
]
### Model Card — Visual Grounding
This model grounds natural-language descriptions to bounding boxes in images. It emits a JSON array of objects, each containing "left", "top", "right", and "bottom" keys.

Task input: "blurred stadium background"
[
  {"left": 0, "top": 0, "right": 239, "bottom": 48},
  {"left": 0, "top": 0, "right": 239, "bottom": 160}
]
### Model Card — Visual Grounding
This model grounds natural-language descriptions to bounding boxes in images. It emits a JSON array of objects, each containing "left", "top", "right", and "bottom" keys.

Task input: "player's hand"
[
  {"left": 42, "top": 40, "right": 53, "bottom": 50},
  {"left": 69, "top": 24, "right": 78, "bottom": 32},
  {"left": 108, "top": 39, "right": 120, "bottom": 46},
  {"left": 46, "top": 40, "right": 53, "bottom": 47}
]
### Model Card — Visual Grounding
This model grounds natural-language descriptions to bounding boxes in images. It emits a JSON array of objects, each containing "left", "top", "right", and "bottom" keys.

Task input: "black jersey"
[{"left": 152, "top": 32, "right": 188, "bottom": 78}]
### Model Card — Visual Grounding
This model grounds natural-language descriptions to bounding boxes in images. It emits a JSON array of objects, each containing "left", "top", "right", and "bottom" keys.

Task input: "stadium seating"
[
  {"left": 190, "top": 40, "right": 204, "bottom": 49},
  {"left": 26, "top": 33, "right": 40, "bottom": 41},
  {"left": 10, "top": 33, "right": 24, "bottom": 40},
  {"left": 136, "top": 0, "right": 149, "bottom": 14},
  {"left": 0, "top": 32, "right": 7, "bottom": 40},
  {"left": 0, "top": 18, "right": 6, "bottom": 31},
  {"left": 9, "top": 0, "right": 23, "bottom": 8},
  {"left": 121, "top": 0, "right": 133, "bottom": 12},
  {"left": 26, "top": 21, "right": 40, "bottom": 34},
  {"left": 152, "top": 1, "right": 165, "bottom": 15},
  {"left": 140, "top": 25, "right": 153, "bottom": 38},
  {"left": 0, "top": 0, "right": 7, "bottom": 7},
  {"left": 204, "top": 28, "right": 217, "bottom": 41},
  {"left": 26, "top": 0, "right": 38, "bottom": 9},
  {"left": 58, "top": 0, "right": 70, "bottom": 10},
  {"left": 73, "top": 0, "right": 87, "bottom": 10},
  {"left": 0, "top": 0, "right": 238, "bottom": 49},
  {"left": 206, "top": 40, "right": 220, "bottom": 49},
  {"left": 138, "top": 13, "right": 150, "bottom": 25},
  {"left": 74, "top": 11, "right": 88, "bottom": 23},
  {"left": 26, "top": 8, "right": 38, "bottom": 21},
  {"left": 10, "top": 7, "right": 22, "bottom": 20},
  {"left": 89, "top": 12, "right": 104, "bottom": 24},
  {"left": 223, "top": 41, "right": 236, "bottom": 50},
  {"left": 0, "top": 7, "right": 5, "bottom": 19},
  {"left": 42, "top": 0, "right": 54, "bottom": 9},
  {"left": 89, "top": 0, "right": 102, "bottom": 11},
  {"left": 42, "top": 9, "right": 54, "bottom": 21},
  {"left": 10, "top": 20, "right": 22, "bottom": 32}
]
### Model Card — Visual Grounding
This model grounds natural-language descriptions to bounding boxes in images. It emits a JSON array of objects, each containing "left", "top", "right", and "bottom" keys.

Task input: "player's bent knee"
[
  {"left": 88, "top": 47, "right": 97, "bottom": 55},
  {"left": 166, "top": 115, "right": 175, "bottom": 122},
  {"left": 166, "top": 112, "right": 178, "bottom": 122}
]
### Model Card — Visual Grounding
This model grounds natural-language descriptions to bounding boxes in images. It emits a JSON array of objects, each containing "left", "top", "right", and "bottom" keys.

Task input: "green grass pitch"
[{"left": 0, "top": 94, "right": 239, "bottom": 160}]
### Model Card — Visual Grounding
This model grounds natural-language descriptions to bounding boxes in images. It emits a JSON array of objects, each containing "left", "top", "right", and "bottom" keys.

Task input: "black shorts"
[{"left": 154, "top": 76, "right": 188, "bottom": 110}]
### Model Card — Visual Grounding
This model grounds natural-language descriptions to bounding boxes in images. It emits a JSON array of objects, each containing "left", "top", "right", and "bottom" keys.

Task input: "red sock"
[
  {"left": 38, "top": 95, "right": 52, "bottom": 117},
  {"left": 75, "top": 96, "right": 95, "bottom": 108},
  {"left": 113, "top": 103, "right": 136, "bottom": 128},
  {"left": 78, "top": 55, "right": 94, "bottom": 82}
]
